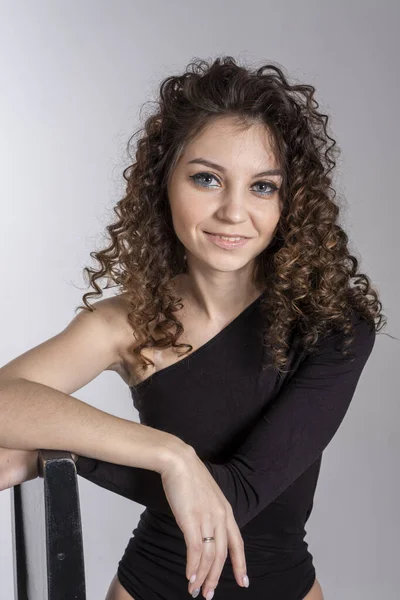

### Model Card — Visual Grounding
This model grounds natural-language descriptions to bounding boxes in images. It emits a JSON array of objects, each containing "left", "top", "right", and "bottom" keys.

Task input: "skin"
[
  {"left": 105, "top": 573, "right": 325, "bottom": 600},
  {"left": 0, "top": 115, "right": 324, "bottom": 599},
  {"left": 166, "top": 115, "right": 283, "bottom": 322},
  {"left": 105, "top": 115, "right": 325, "bottom": 599}
]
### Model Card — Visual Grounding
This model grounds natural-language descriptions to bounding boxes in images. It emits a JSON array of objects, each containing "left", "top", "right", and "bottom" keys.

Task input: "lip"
[
  {"left": 204, "top": 231, "right": 251, "bottom": 239},
  {"left": 204, "top": 231, "right": 251, "bottom": 249}
]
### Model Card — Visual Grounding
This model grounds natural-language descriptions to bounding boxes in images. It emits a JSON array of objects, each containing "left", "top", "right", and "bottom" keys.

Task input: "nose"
[{"left": 215, "top": 191, "right": 248, "bottom": 224}]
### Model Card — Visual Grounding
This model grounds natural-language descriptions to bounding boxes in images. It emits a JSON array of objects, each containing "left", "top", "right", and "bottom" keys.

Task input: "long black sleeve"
[
  {"left": 202, "top": 314, "right": 375, "bottom": 527},
  {"left": 75, "top": 453, "right": 171, "bottom": 512},
  {"left": 76, "top": 314, "right": 375, "bottom": 528}
]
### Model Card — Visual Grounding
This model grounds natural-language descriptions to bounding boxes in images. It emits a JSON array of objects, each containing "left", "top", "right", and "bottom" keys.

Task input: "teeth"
[{"left": 216, "top": 235, "right": 244, "bottom": 241}]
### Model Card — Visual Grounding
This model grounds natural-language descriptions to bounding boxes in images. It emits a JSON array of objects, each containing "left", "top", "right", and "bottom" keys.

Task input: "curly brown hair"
[{"left": 76, "top": 55, "right": 388, "bottom": 381}]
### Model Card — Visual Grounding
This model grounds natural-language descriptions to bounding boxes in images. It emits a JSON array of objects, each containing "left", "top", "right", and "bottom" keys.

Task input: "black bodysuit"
[{"left": 76, "top": 292, "right": 376, "bottom": 599}]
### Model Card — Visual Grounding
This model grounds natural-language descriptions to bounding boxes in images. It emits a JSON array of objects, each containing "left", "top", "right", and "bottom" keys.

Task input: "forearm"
[
  {"left": 0, "top": 377, "right": 185, "bottom": 473},
  {"left": 75, "top": 455, "right": 174, "bottom": 515},
  {"left": 73, "top": 312, "right": 375, "bottom": 528}
]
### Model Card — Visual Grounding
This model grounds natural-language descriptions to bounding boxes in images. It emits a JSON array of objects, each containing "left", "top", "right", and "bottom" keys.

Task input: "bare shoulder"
[
  {"left": 99, "top": 293, "right": 133, "bottom": 343},
  {"left": 99, "top": 293, "right": 137, "bottom": 377},
  {"left": 72, "top": 293, "right": 133, "bottom": 363},
  {"left": 0, "top": 293, "right": 136, "bottom": 396},
  {"left": 105, "top": 289, "right": 188, "bottom": 386}
]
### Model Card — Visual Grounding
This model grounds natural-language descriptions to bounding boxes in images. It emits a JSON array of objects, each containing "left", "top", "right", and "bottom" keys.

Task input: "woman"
[{"left": 0, "top": 56, "right": 386, "bottom": 600}]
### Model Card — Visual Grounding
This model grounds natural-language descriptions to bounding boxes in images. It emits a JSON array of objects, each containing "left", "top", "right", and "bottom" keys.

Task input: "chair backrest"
[{"left": 10, "top": 450, "right": 86, "bottom": 600}]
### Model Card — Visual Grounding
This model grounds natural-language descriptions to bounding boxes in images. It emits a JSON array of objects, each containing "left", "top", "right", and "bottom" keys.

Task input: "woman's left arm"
[
  {"left": 76, "top": 312, "right": 376, "bottom": 526},
  {"left": 75, "top": 451, "right": 172, "bottom": 513}
]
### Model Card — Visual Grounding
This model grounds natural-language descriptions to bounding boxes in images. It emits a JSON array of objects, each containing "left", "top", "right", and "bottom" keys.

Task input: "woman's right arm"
[
  {"left": 0, "top": 298, "right": 247, "bottom": 597},
  {"left": 0, "top": 298, "right": 184, "bottom": 471}
]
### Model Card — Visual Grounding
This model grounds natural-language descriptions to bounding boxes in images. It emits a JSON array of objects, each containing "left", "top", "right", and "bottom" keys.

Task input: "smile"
[{"left": 203, "top": 231, "right": 251, "bottom": 249}]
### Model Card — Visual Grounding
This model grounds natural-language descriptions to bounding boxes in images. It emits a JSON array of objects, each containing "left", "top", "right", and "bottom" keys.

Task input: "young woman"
[{"left": 0, "top": 56, "right": 386, "bottom": 600}]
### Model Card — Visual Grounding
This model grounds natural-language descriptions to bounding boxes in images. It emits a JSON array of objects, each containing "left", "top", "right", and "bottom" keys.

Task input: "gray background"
[{"left": 1, "top": 1, "right": 399, "bottom": 598}]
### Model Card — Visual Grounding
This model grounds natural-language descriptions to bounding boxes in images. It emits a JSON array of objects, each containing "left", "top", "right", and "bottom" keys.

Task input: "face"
[{"left": 166, "top": 116, "right": 283, "bottom": 278}]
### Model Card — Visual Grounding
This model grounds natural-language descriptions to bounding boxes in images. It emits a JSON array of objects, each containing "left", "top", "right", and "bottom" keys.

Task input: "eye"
[
  {"left": 190, "top": 172, "right": 219, "bottom": 188},
  {"left": 189, "top": 172, "right": 279, "bottom": 197},
  {"left": 252, "top": 181, "right": 279, "bottom": 197}
]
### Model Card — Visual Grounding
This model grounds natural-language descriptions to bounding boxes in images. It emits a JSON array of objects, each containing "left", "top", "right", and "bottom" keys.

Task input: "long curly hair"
[{"left": 76, "top": 55, "right": 388, "bottom": 382}]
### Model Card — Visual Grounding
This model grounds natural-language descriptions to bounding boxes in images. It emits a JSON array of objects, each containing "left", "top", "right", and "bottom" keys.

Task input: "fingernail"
[
  {"left": 206, "top": 590, "right": 214, "bottom": 600},
  {"left": 243, "top": 574, "right": 249, "bottom": 587},
  {"left": 190, "top": 573, "right": 197, "bottom": 583},
  {"left": 191, "top": 588, "right": 200, "bottom": 598}
]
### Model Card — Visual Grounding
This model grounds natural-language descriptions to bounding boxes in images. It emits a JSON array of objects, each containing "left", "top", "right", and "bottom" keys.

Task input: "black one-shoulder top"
[{"left": 76, "top": 292, "right": 375, "bottom": 599}]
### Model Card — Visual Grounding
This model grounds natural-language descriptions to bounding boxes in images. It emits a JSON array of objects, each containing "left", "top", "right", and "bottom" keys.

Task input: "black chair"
[{"left": 10, "top": 450, "right": 86, "bottom": 600}]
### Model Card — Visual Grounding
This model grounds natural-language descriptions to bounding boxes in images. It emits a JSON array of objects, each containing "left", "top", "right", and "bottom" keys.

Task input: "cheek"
[
  {"left": 171, "top": 195, "right": 208, "bottom": 230},
  {"left": 256, "top": 203, "right": 281, "bottom": 234}
]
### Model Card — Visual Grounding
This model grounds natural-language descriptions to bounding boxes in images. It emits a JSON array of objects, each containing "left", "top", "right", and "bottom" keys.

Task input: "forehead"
[{"left": 180, "top": 116, "right": 279, "bottom": 169}]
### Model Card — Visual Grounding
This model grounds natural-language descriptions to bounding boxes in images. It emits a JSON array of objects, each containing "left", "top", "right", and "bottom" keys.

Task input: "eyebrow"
[{"left": 187, "top": 158, "right": 284, "bottom": 178}]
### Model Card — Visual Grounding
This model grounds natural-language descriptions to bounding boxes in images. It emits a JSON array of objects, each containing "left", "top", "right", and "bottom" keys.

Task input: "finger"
[
  {"left": 188, "top": 517, "right": 216, "bottom": 597},
  {"left": 226, "top": 509, "right": 248, "bottom": 588},
  {"left": 201, "top": 520, "right": 228, "bottom": 600},
  {"left": 182, "top": 519, "right": 206, "bottom": 586}
]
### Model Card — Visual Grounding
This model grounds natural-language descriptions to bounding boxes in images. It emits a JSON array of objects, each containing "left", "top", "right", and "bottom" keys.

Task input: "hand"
[
  {"left": 160, "top": 446, "right": 247, "bottom": 599},
  {"left": 0, "top": 446, "right": 40, "bottom": 491}
]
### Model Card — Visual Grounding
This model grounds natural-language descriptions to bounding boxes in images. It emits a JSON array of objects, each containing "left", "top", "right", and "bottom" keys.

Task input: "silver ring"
[{"left": 202, "top": 536, "right": 215, "bottom": 543}]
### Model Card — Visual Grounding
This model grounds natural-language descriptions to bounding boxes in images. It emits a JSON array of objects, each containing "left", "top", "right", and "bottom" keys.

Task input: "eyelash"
[{"left": 189, "top": 172, "right": 279, "bottom": 197}]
